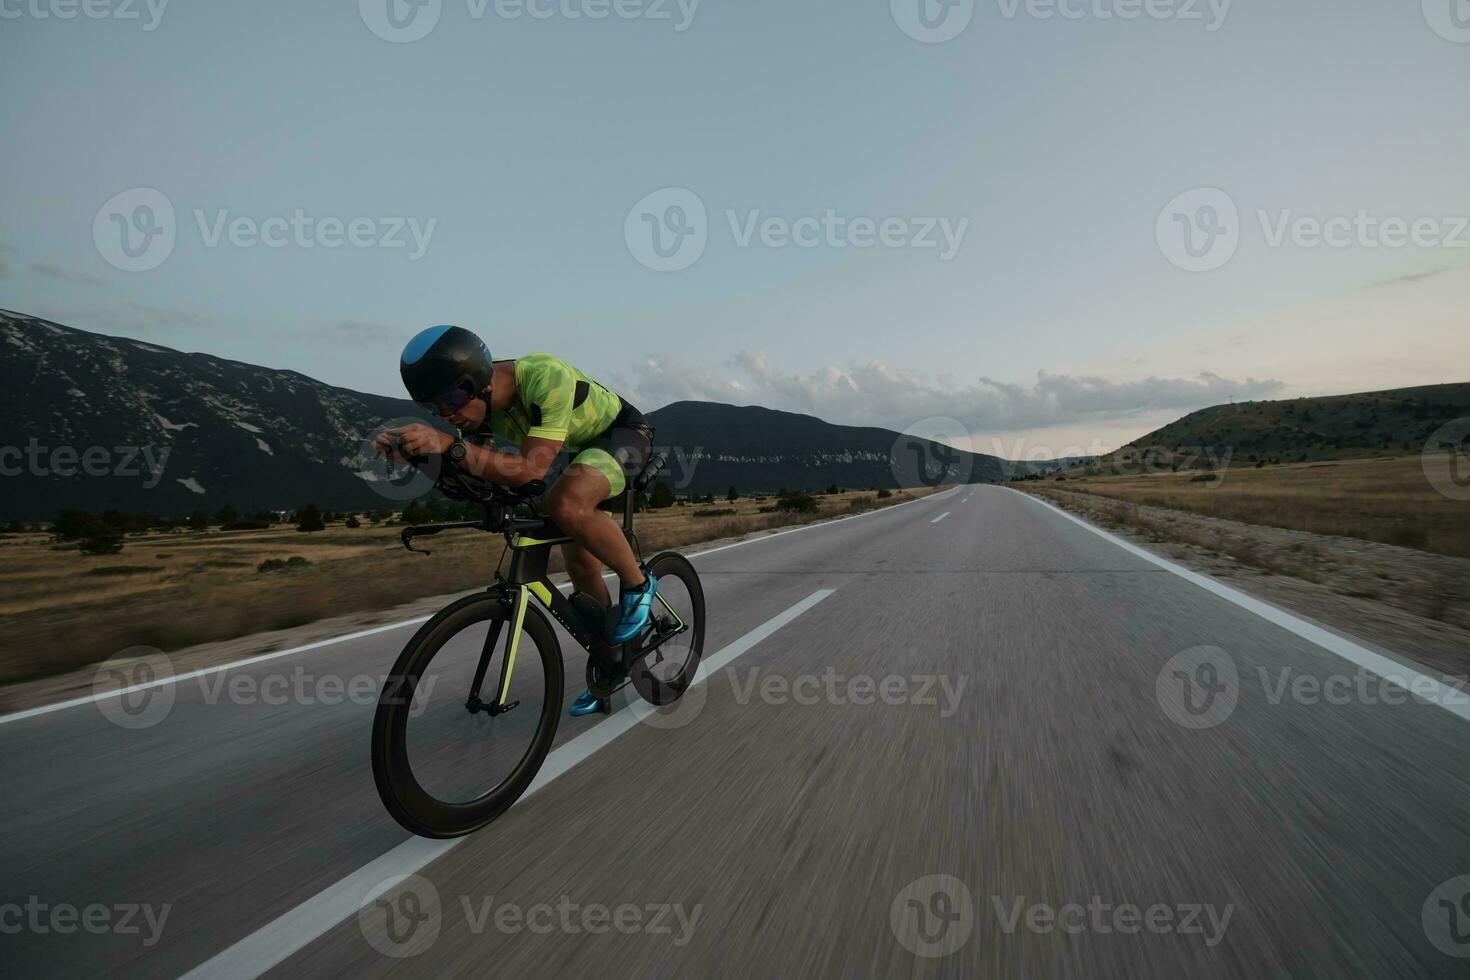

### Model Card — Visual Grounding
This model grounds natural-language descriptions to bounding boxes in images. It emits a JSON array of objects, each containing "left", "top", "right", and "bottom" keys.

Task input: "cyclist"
[{"left": 375, "top": 325, "right": 656, "bottom": 717}]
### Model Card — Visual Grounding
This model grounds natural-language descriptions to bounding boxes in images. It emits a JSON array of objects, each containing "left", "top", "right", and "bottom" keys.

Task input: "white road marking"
[
  {"left": 0, "top": 488, "right": 954, "bottom": 726},
  {"left": 1012, "top": 488, "right": 1470, "bottom": 723},
  {"left": 931, "top": 512, "right": 951, "bottom": 524},
  {"left": 176, "top": 589, "right": 837, "bottom": 980}
]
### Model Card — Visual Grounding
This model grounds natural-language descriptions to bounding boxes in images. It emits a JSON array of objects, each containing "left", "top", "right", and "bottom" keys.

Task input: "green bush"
[
  {"left": 776, "top": 489, "right": 819, "bottom": 514},
  {"left": 258, "top": 556, "right": 312, "bottom": 573}
]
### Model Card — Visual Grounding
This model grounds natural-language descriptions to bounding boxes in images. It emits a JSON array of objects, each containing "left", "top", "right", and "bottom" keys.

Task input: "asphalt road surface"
[{"left": 4, "top": 486, "right": 1470, "bottom": 978}]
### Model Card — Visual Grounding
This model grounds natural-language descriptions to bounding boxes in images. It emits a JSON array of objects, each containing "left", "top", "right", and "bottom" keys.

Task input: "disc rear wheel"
[{"left": 629, "top": 552, "right": 706, "bottom": 706}]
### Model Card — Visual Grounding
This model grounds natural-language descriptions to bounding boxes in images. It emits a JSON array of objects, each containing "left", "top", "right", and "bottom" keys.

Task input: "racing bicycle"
[{"left": 371, "top": 451, "right": 705, "bottom": 838}]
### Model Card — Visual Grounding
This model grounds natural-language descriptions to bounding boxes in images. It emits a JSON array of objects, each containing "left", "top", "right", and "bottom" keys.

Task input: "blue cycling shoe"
[
  {"left": 569, "top": 689, "right": 603, "bottom": 717},
  {"left": 610, "top": 574, "right": 658, "bottom": 644}
]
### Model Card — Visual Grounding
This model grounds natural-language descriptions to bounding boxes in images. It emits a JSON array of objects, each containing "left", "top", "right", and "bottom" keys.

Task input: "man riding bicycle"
[{"left": 375, "top": 325, "right": 655, "bottom": 717}]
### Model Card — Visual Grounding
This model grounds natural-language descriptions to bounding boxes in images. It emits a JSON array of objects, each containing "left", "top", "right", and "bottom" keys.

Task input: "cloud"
[
  {"left": 616, "top": 352, "right": 1286, "bottom": 436},
  {"left": 28, "top": 262, "right": 103, "bottom": 286},
  {"left": 332, "top": 319, "right": 401, "bottom": 343}
]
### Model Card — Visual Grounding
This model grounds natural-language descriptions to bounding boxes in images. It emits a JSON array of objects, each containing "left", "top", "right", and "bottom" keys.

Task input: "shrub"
[
  {"left": 693, "top": 508, "right": 737, "bottom": 517},
  {"left": 86, "top": 565, "right": 162, "bottom": 577},
  {"left": 345, "top": 515, "right": 362, "bottom": 528},
  {"left": 776, "top": 489, "right": 819, "bottom": 514},
  {"left": 258, "top": 556, "right": 312, "bottom": 573},
  {"left": 79, "top": 529, "right": 125, "bottom": 555},
  {"left": 877, "top": 488, "right": 893, "bottom": 499},
  {"left": 296, "top": 503, "right": 326, "bottom": 532}
]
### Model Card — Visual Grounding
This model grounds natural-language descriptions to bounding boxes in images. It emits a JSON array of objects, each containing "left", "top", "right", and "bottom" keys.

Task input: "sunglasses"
[{"left": 419, "top": 385, "right": 475, "bottom": 416}]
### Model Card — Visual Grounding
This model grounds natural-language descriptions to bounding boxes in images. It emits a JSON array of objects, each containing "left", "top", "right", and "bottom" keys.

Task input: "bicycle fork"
[{"left": 466, "top": 585, "right": 530, "bottom": 717}]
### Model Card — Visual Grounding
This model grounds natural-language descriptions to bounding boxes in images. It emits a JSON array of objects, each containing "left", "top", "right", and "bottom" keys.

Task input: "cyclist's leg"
[
  {"left": 546, "top": 462, "right": 642, "bottom": 586},
  {"left": 560, "top": 540, "right": 610, "bottom": 608}
]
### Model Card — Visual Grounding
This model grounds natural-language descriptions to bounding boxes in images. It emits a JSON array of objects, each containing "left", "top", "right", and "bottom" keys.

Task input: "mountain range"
[{"left": 0, "top": 310, "right": 1041, "bottom": 520}]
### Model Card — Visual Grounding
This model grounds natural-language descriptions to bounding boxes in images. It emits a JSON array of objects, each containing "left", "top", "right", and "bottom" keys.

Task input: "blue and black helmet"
[{"left": 399, "top": 325, "right": 493, "bottom": 407}]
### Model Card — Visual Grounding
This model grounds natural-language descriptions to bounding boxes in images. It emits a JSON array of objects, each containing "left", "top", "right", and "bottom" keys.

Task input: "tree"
[
  {"left": 726, "top": 486, "right": 739, "bottom": 502},
  {"left": 188, "top": 510, "right": 210, "bottom": 531},
  {"left": 776, "top": 489, "right": 818, "bottom": 514},
  {"left": 215, "top": 504, "right": 239, "bottom": 526},
  {"left": 79, "top": 527, "right": 125, "bottom": 555},
  {"left": 826, "top": 483, "right": 841, "bottom": 495},
  {"left": 345, "top": 514, "right": 362, "bottom": 528},
  {"left": 52, "top": 509, "right": 94, "bottom": 540},
  {"left": 650, "top": 482, "right": 675, "bottom": 509},
  {"left": 296, "top": 503, "right": 326, "bottom": 532}
]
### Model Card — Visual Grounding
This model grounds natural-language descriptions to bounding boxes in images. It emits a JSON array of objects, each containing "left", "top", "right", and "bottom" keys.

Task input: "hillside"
[
  {"left": 646, "top": 400, "right": 1027, "bottom": 495},
  {"left": 1046, "top": 383, "right": 1470, "bottom": 478},
  {"left": 0, "top": 311, "right": 1032, "bottom": 520}
]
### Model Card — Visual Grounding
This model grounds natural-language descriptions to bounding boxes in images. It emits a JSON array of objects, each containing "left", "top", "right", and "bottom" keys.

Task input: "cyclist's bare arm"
[{"left": 460, "top": 436, "right": 561, "bottom": 487}]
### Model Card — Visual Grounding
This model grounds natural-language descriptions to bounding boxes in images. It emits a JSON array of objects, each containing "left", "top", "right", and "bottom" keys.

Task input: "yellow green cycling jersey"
[{"left": 482, "top": 353, "right": 623, "bottom": 451}]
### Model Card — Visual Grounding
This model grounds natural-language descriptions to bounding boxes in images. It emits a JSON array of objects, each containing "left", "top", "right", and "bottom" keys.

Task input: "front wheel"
[
  {"left": 372, "top": 590, "right": 563, "bottom": 838},
  {"left": 629, "top": 552, "right": 706, "bottom": 706}
]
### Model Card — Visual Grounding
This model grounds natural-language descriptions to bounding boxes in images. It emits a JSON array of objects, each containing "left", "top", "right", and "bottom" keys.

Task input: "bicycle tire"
[
  {"left": 629, "top": 551, "right": 706, "bottom": 706},
  {"left": 372, "top": 591, "right": 563, "bottom": 838}
]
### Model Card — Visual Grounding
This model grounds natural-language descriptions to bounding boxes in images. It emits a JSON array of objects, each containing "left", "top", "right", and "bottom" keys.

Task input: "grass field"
[
  {"left": 0, "top": 489, "right": 931, "bottom": 687},
  {"left": 1027, "top": 454, "right": 1470, "bottom": 559}
]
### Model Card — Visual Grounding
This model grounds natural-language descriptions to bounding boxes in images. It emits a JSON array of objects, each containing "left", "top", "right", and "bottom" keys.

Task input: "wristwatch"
[{"left": 446, "top": 438, "right": 468, "bottom": 465}]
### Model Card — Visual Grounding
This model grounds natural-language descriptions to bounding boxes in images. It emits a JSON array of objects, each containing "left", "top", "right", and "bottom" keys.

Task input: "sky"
[{"left": 2, "top": 0, "right": 1467, "bottom": 458}]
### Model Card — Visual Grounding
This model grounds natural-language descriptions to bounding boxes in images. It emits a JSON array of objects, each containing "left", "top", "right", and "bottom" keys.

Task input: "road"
[{"left": 3, "top": 485, "right": 1469, "bottom": 978}]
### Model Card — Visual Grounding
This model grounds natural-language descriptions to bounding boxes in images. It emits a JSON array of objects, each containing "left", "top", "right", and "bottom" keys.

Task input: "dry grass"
[
  {"left": 0, "top": 489, "right": 934, "bottom": 686},
  {"left": 1038, "top": 455, "right": 1470, "bottom": 559}
]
